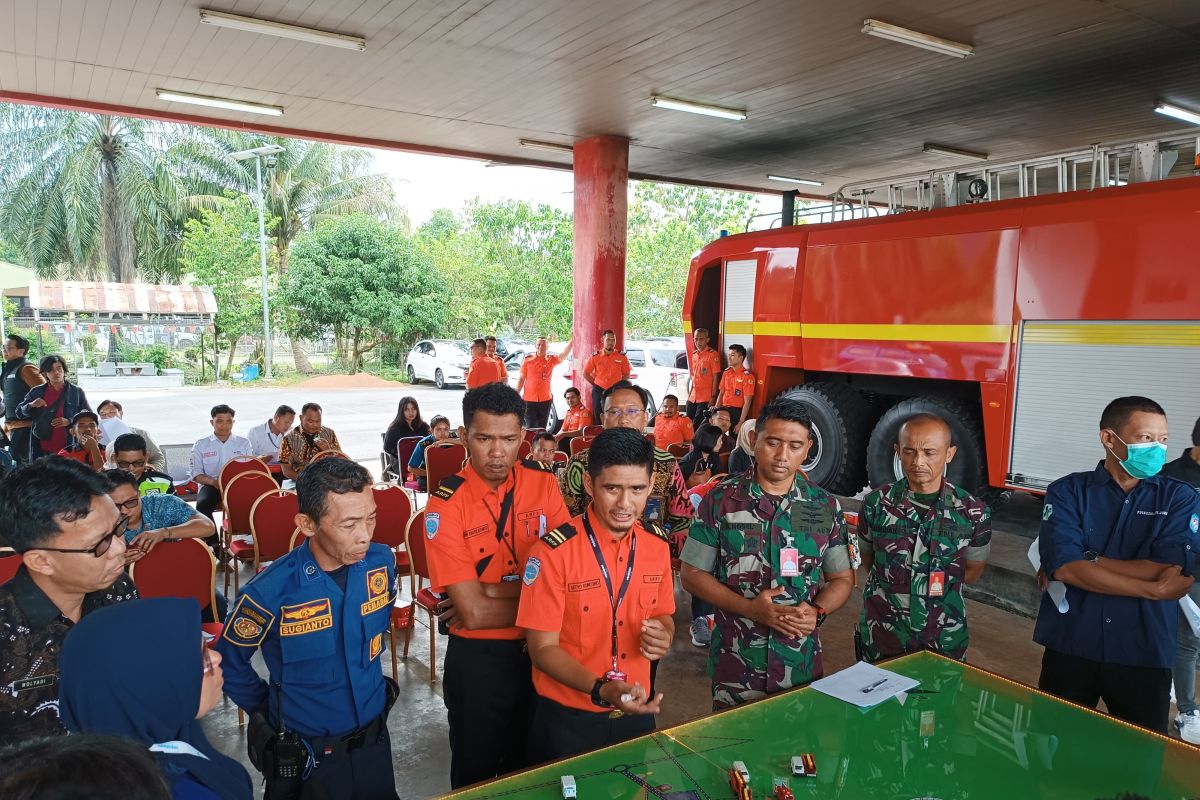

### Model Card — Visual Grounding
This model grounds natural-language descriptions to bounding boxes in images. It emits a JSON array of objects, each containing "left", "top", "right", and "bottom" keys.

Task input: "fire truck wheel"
[
  {"left": 777, "top": 382, "right": 871, "bottom": 495},
  {"left": 865, "top": 395, "right": 989, "bottom": 496}
]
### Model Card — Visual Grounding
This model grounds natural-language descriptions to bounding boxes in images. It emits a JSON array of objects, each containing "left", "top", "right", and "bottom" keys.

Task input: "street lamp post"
[{"left": 230, "top": 144, "right": 285, "bottom": 380}]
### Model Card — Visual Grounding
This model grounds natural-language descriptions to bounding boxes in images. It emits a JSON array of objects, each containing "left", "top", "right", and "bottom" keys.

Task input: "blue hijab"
[{"left": 59, "top": 598, "right": 254, "bottom": 800}]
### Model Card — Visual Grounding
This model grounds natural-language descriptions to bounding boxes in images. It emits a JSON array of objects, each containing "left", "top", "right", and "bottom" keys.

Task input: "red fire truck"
[{"left": 681, "top": 165, "right": 1200, "bottom": 497}]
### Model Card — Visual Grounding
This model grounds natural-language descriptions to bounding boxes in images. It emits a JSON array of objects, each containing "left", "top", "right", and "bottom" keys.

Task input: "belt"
[{"left": 305, "top": 713, "right": 385, "bottom": 760}]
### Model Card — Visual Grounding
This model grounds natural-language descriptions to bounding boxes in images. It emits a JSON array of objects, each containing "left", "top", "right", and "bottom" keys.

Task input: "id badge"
[
  {"left": 604, "top": 669, "right": 627, "bottom": 682},
  {"left": 929, "top": 570, "right": 945, "bottom": 597},
  {"left": 780, "top": 547, "right": 800, "bottom": 577}
]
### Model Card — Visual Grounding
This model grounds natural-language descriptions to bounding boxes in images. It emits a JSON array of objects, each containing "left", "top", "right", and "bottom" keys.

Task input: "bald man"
[{"left": 855, "top": 413, "right": 991, "bottom": 663}]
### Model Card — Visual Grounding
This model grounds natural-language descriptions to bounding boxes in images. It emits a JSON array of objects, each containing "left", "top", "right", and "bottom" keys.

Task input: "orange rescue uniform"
[
  {"left": 519, "top": 354, "right": 561, "bottom": 403},
  {"left": 466, "top": 355, "right": 506, "bottom": 389},
  {"left": 716, "top": 367, "right": 756, "bottom": 407},
  {"left": 425, "top": 459, "right": 571, "bottom": 640},
  {"left": 517, "top": 513, "right": 675, "bottom": 711},
  {"left": 653, "top": 414, "right": 694, "bottom": 449},
  {"left": 584, "top": 351, "right": 631, "bottom": 391},
  {"left": 561, "top": 405, "right": 594, "bottom": 433},
  {"left": 688, "top": 347, "right": 721, "bottom": 403}
]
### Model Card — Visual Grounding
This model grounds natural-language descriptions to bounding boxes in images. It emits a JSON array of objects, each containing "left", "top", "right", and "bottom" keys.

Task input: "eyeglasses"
[
  {"left": 28, "top": 516, "right": 128, "bottom": 558},
  {"left": 114, "top": 495, "right": 141, "bottom": 511},
  {"left": 603, "top": 406, "right": 646, "bottom": 418},
  {"left": 115, "top": 458, "right": 146, "bottom": 470}
]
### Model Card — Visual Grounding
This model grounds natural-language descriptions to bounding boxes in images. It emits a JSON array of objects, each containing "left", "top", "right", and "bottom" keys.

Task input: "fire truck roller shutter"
[
  {"left": 1008, "top": 321, "right": 1200, "bottom": 491},
  {"left": 777, "top": 382, "right": 872, "bottom": 496},
  {"left": 865, "top": 396, "right": 989, "bottom": 496}
]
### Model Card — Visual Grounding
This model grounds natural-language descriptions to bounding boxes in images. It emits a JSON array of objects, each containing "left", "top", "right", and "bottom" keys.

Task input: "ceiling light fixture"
[
  {"left": 923, "top": 142, "right": 989, "bottom": 161},
  {"left": 650, "top": 95, "right": 747, "bottom": 121},
  {"left": 767, "top": 174, "right": 824, "bottom": 187},
  {"left": 518, "top": 139, "right": 574, "bottom": 154},
  {"left": 156, "top": 89, "right": 284, "bottom": 117},
  {"left": 1154, "top": 102, "right": 1200, "bottom": 127},
  {"left": 199, "top": 8, "right": 366, "bottom": 51},
  {"left": 861, "top": 19, "right": 974, "bottom": 58}
]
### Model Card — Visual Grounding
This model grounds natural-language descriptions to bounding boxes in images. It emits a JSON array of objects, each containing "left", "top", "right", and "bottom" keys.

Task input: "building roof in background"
[
  {"left": 0, "top": 261, "right": 35, "bottom": 292},
  {"left": 28, "top": 281, "right": 217, "bottom": 315}
]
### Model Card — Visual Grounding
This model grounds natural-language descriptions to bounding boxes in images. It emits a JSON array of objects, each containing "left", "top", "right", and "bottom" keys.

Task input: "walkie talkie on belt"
[{"left": 270, "top": 682, "right": 306, "bottom": 780}]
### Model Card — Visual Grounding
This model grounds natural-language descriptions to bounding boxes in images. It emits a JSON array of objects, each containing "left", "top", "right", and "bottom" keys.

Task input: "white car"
[
  {"left": 543, "top": 339, "right": 688, "bottom": 429},
  {"left": 406, "top": 339, "right": 472, "bottom": 389}
]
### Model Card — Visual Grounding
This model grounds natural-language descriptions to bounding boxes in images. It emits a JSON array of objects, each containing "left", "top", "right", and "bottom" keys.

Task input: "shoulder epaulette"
[
  {"left": 432, "top": 474, "right": 466, "bottom": 501},
  {"left": 643, "top": 522, "right": 671, "bottom": 543},
  {"left": 520, "top": 457, "right": 552, "bottom": 473},
  {"left": 542, "top": 521, "right": 579, "bottom": 549}
]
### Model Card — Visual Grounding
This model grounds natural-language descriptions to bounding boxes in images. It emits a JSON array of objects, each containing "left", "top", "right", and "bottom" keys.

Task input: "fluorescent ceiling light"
[
  {"left": 518, "top": 139, "right": 574, "bottom": 154},
  {"left": 199, "top": 8, "right": 366, "bottom": 51},
  {"left": 650, "top": 95, "right": 747, "bottom": 121},
  {"left": 1155, "top": 102, "right": 1200, "bottom": 126},
  {"left": 156, "top": 89, "right": 284, "bottom": 117},
  {"left": 767, "top": 174, "right": 824, "bottom": 187},
  {"left": 923, "top": 142, "right": 988, "bottom": 161},
  {"left": 862, "top": 19, "right": 974, "bottom": 58}
]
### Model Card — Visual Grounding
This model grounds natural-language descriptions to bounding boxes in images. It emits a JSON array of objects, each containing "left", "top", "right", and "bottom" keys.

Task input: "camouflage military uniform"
[
  {"left": 857, "top": 478, "right": 991, "bottom": 663},
  {"left": 559, "top": 446, "right": 692, "bottom": 544},
  {"left": 680, "top": 468, "right": 851, "bottom": 707}
]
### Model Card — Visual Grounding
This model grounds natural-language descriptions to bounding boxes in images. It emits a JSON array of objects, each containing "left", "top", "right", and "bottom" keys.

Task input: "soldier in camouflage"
[
  {"left": 857, "top": 413, "right": 991, "bottom": 663},
  {"left": 681, "top": 399, "right": 855, "bottom": 708}
]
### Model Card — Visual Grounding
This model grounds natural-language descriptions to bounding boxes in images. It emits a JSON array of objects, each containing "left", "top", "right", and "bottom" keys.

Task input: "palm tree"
[
  {"left": 213, "top": 133, "right": 397, "bottom": 373},
  {"left": 0, "top": 104, "right": 226, "bottom": 282}
]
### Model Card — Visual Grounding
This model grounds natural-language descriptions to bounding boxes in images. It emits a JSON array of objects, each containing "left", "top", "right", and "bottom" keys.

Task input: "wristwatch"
[
  {"left": 1084, "top": 550, "right": 1100, "bottom": 564},
  {"left": 815, "top": 605, "right": 828, "bottom": 628},
  {"left": 590, "top": 678, "right": 612, "bottom": 708}
]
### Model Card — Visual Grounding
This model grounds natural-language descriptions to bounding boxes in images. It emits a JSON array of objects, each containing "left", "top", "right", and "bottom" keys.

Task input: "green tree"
[
  {"left": 283, "top": 215, "right": 445, "bottom": 374},
  {"left": 0, "top": 104, "right": 227, "bottom": 282},
  {"left": 625, "top": 183, "right": 754, "bottom": 336},
  {"left": 180, "top": 195, "right": 277, "bottom": 378}
]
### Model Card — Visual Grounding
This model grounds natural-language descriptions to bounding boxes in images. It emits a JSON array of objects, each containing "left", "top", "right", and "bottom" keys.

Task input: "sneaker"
[
  {"left": 1177, "top": 710, "right": 1200, "bottom": 745},
  {"left": 690, "top": 617, "right": 712, "bottom": 648}
]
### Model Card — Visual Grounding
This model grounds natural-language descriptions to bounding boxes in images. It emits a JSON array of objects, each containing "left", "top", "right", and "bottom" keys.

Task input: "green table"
[{"left": 440, "top": 652, "right": 1200, "bottom": 800}]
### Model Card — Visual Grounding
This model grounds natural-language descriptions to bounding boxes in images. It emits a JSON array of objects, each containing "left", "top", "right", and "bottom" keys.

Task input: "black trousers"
[
  {"left": 526, "top": 695, "right": 655, "bottom": 766},
  {"left": 726, "top": 407, "right": 743, "bottom": 428},
  {"left": 196, "top": 484, "right": 222, "bottom": 520},
  {"left": 524, "top": 400, "right": 552, "bottom": 430},
  {"left": 1038, "top": 648, "right": 1172, "bottom": 733},
  {"left": 264, "top": 727, "right": 397, "bottom": 800},
  {"left": 590, "top": 385, "right": 606, "bottom": 418},
  {"left": 8, "top": 428, "right": 33, "bottom": 466},
  {"left": 444, "top": 636, "right": 534, "bottom": 789},
  {"left": 685, "top": 401, "right": 710, "bottom": 425}
]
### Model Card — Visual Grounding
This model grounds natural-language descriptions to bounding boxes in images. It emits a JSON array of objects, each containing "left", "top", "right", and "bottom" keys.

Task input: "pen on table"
[{"left": 860, "top": 678, "right": 888, "bottom": 694}]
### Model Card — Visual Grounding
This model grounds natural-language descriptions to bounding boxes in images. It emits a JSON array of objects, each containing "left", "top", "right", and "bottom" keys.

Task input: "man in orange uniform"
[
  {"left": 518, "top": 428, "right": 675, "bottom": 763},
  {"left": 485, "top": 336, "right": 506, "bottom": 371},
  {"left": 716, "top": 343, "right": 756, "bottom": 427},
  {"left": 583, "top": 329, "right": 631, "bottom": 416},
  {"left": 652, "top": 394, "right": 694, "bottom": 449},
  {"left": 687, "top": 327, "right": 721, "bottom": 424},
  {"left": 517, "top": 336, "right": 574, "bottom": 429},
  {"left": 466, "top": 338, "right": 505, "bottom": 389},
  {"left": 425, "top": 383, "right": 572, "bottom": 788},
  {"left": 553, "top": 387, "right": 594, "bottom": 451}
]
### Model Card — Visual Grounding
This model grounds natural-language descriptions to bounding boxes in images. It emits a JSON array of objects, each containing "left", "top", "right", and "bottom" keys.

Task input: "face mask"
[{"left": 1108, "top": 433, "right": 1168, "bottom": 479}]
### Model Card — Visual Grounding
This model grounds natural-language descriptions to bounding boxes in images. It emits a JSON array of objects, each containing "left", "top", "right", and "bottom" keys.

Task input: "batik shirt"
[{"left": 559, "top": 446, "right": 692, "bottom": 544}]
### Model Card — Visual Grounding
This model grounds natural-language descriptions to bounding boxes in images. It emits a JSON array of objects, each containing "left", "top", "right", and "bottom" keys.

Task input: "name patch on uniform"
[
  {"left": 9, "top": 674, "right": 56, "bottom": 694},
  {"left": 568, "top": 579, "right": 601, "bottom": 592},
  {"left": 222, "top": 594, "right": 275, "bottom": 647},
  {"left": 643, "top": 574, "right": 663, "bottom": 584},
  {"left": 369, "top": 633, "right": 383, "bottom": 661},
  {"left": 280, "top": 598, "right": 333, "bottom": 636},
  {"left": 464, "top": 524, "right": 490, "bottom": 540},
  {"left": 523, "top": 557, "right": 541, "bottom": 586},
  {"left": 425, "top": 513, "right": 440, "bottom": 540},
  {"left": 516, "top": 510, "right": 542, "bottom": 522},
  {"left": 361, "top": 567, "right": 391, "bottom": 615}
]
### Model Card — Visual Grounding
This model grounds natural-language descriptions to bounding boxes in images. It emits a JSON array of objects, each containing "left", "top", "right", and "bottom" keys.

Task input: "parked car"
[{"left": 406, "top": 339, "right": 472, "bottom": 389}]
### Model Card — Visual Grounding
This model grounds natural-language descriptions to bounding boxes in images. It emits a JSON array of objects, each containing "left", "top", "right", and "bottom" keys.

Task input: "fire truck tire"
[
  {"left": 865, "top": 395, "right": 989, "bottom": 496},
  {"left": 777, "top": 382, "right": 871, "bottom": 495}
]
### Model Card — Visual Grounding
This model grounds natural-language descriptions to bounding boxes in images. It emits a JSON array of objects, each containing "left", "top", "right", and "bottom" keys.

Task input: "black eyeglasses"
[
  {"left": 113, "top": 495, "right": 141, "bottom": 511},
  {"left": 28, "top": 516, "right": 128, "bottom": 558}
]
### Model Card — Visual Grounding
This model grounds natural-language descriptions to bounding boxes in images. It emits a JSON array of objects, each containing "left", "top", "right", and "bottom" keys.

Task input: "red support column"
[{"left": 571, "top": 135, "right": 629, "bottom": 411}]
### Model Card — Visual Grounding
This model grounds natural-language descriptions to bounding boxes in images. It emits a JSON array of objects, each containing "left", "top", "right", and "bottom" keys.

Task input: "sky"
[{"left": 368, "top": 148, "right": 779, "bottom": 227}]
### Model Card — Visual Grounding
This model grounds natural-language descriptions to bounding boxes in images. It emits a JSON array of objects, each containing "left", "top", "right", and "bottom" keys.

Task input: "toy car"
[
  {"left": 560, "top": 775, "right": 576, "bottom": 799},
  {"left": 728, "top": 766, "right": 752, "bottom": 800},
  {"left": 772, "top": 779, "right": 795, "bottom": 800}
]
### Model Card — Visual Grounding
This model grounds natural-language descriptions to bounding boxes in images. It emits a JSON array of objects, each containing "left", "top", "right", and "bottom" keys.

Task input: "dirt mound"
[{"left": 294, "top": 373, "right": 403, "bottom": 389}]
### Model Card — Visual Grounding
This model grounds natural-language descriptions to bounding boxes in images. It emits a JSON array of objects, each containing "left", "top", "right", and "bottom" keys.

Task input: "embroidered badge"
[
  {"left": 279, "top": 598, "right": 333, "bottom": 636},
  {"left": 426, "top": 512, "right": 440, "bottom": 540},
  {"left": 361, "top": 566, "right": 390, "bottom": 615},
  {"left": 523, "top": 557, "right": 541, "bottom": 586},
  {"left": 1191, "top": 513, "right": 1199, "bottom": 534},
  {"left": 369, "top": 633, "right": 383, "bottom": 661},
  {"left": 222, "top": 595, "right": 275, "bottom": 647},
  {"left": 1043, "top": 504, "right": 1053, "bottom": 521}
]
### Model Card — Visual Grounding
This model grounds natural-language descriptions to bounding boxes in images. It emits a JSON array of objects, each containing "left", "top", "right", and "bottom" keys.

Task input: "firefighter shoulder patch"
[
  {"left": 222, "top": 594, "right": 274, "bottom": 648},
  {"left": 541, "top": 522, "right": 578, "bottom": 549},
  {"left": 432, "top": 475, "right": 465, "bottom": 501},
  {"left": 643, "top": 522, "right": 671, "bottom": 543},
  {"left": 520, "top": 458, "right": 552, "bottom": 473}
]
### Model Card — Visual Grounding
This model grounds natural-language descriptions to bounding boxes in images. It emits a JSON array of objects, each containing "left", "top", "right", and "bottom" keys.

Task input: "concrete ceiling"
[{"left": 1, "top": 0, "right": 1198, "bottom": 196}]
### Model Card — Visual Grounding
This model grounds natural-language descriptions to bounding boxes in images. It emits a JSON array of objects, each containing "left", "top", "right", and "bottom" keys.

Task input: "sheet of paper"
[
  {"left": 1028, "top": 537, "right": 1069, "bottom": 613},
  {"left": 810, "top": 660, "right": 920, "bottom": 709},
  {"left": 99, "top": 416, "right": 132, "bottom": 446}
]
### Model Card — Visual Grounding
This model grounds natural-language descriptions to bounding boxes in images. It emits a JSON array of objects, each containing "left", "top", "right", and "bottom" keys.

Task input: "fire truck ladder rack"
[{"left": 827, "top": 131, "right": 1200, "bottom": 219}]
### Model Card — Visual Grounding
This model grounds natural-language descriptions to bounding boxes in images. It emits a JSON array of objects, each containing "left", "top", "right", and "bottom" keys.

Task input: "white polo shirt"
[
  {"left": 246, "top": 420, "right": 285, "bottom": 464},
  {"left": 189, "top": 433, "right": 255, "bottom": 480}
]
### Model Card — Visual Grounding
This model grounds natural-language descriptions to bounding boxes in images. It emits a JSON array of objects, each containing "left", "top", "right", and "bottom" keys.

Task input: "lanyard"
[
  {"left": 582, "top": 513, "right": 637, "bottom": 670},
  {"left": 476, "top": 474, "right": 518, "bottom": 577}
]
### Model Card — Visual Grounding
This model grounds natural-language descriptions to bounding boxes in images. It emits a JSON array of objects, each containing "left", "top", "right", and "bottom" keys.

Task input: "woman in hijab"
[
  {"left": 59, "top": 598, "right": 253, "bottom": 800},
  {"left": 729, "top": 417, "right": 757, "bottom": 475}
]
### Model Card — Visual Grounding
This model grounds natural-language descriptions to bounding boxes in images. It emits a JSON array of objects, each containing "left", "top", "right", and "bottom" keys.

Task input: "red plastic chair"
[
  {"left": 222, "top": 472, "right": 282, "bottom": 594},
  {"left": 517, "top": 440, "right": 532, "bottom": 461},
  {"left": 0, "top": 548, "right": 22, "bottom": 584},
  {"left": 643, "top": 433, "right": 657, "bottom": 446},
  {"left": 569, "top": 436, "right": 594, "bottom": 455},
  {"left": 394, "top": 511, "right": 443, "bottom": 685},
  {"left": 395, "top": 436, "right": 423, "bottom": 490},
  {"left": 667, "top": 443, "right": 690, "bottom": 459},
  {"left": 552, "top": 451, "right": 569, "bottom": 465},
  {"left": 218, "top": 456, "right": 270, "bottom": 494},
  {"left": 371, "top": 484, "right": 414, "bottom": 681},
  {"left": 522, "top": 429, "right": 544, "bottom": 444},
  {"left": 246, "top": 491, "right": 301, "bottom": 576},
  {"left": 583, "top": 424, "right": 604, "bottom": 438},
  {"left": 309, "top": 449, "right": 349, "bottom": 466},
  {"left": 425, "top": 442, "right": 467, "bottom": 495}
]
